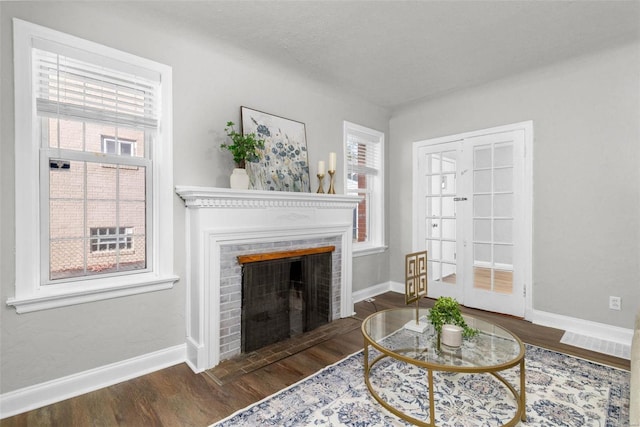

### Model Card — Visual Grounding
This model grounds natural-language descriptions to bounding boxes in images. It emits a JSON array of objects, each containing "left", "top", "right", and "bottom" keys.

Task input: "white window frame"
[
  {"left": 7, "top": 19, "right": 178, "bottom": 313},
  {"left": 343, "top": 121, "right": 386, "bottom": 256},
  {"left": 101, "top": 136, "right": 135, "bottom": 157}
]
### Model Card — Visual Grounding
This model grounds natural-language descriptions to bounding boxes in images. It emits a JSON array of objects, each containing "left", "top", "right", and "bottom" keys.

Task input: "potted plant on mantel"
[
  {"left": 220, "top": 121, "right": 265, "bottom": 189},
  {"left": 427, "top": 296, "right": 478, "bottom": 348}
]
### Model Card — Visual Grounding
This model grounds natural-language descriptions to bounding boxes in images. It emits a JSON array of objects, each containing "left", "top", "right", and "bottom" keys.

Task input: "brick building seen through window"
[
  {"left": 48, "top": 121, "right": 147, "bottom": 280},
  {"left": 352, "top": 172, "right": 369, "bottom": 243}
]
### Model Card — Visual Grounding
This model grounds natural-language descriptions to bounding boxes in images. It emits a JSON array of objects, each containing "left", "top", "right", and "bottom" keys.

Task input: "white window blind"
[
  {"left": 346, "top": 131, "right": 381, "bottom": 178},
  {"left": 34, "top": 45, "right": 159, "bottom": 130}
]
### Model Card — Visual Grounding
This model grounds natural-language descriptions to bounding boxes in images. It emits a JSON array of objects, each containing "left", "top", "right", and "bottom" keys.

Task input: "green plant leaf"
[
  {"left": 220, "top": 121, "right": 266, "bottom": 168},
  {"left": 427, "top": 296, "right": 478, "bottom": 338}
]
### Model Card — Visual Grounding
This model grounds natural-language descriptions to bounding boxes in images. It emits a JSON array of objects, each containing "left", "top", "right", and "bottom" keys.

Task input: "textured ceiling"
[{"left": 125, "top": 1, "right": 640, "bottom": 109}]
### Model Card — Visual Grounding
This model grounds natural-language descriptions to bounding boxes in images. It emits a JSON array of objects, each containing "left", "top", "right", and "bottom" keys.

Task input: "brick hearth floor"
[{"left": 204, "top": 316, "right": 362, "bottom": 385}]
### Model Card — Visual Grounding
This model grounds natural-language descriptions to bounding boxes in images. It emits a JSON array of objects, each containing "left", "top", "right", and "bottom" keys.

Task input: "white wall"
[
  {"left": 0, "top": 2, "right": 389, "bottom": 394},
  {"left": 390, "top": 42, "right": 640, "bottom": 329}
]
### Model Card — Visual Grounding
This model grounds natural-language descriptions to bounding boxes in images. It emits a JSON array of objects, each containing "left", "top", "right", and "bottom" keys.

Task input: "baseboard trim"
[
  {"left": 0, "top": 344, "right": 186, "bottom": 419},
  {"left": 532, "top": 309, "right": 633, "bottom": 349},
  {"left": 352, "top": 281, "right": 394, "bottom": 303},
  {"left": 352, "top": 281, "right": 407, "bottom": 303},
  {"left": 185, "top": 336, "right": 207, "bottom": 373},
  {"left": 388, "top": 281, "right": 405, "bottom": 294}
]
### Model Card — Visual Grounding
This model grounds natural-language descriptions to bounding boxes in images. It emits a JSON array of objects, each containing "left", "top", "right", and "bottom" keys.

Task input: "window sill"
[
  {"left": 353, "top": 245, "right": 388, "bottom": 257},
  {"left": 6, "top": 273, "right": 180, "bottom": 314}
]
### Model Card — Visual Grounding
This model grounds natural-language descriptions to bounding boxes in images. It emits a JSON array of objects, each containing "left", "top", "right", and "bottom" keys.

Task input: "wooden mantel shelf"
[{"left": 237, "top": 246, "right": 335, "bottom": 264}]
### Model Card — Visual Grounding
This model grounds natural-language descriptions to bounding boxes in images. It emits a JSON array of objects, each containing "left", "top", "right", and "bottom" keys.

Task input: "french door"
[
  {"left": 414, "top": 123, "right": 531, "bottom": 318},
  {"left": 415, "top": 141, "right": 464, "bottom": 301}
]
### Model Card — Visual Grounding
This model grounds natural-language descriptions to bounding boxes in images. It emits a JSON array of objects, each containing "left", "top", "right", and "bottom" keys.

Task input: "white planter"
[
  {"left": 229, "top": 168, "right": 249, "bottom": 190},
  {"left": 441, "top": 324, "right": 463, "bottom": 348}
]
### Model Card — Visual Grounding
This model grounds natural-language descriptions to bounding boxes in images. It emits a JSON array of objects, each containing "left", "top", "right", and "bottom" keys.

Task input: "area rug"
[{"left": 211, "top": 343, "right": 630, "bottom": 426}]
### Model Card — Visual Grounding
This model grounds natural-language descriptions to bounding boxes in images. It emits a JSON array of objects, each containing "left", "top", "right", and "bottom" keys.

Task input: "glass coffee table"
[{"left": 361, "top": 308, "right": 526, "bottom": 427}]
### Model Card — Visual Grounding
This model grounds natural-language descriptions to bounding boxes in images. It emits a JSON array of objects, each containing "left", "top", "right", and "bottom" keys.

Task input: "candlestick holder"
[
  {"left": 316, "top": 173, "right": 325, "bottom": 193},
  {"left": 327, "top": 170, "right": 336, "bottom": 194}
]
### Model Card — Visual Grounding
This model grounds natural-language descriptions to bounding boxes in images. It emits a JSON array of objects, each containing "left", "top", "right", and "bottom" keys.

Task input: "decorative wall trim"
[
  {"left": 7, "top": 275, "right": 178, "bottom": 313},
  {"left": 0, "top": 344, "right": 186, "bottom": 419},
  {"left": 176, "top": 186, "right": 360, "bottom": 209}
]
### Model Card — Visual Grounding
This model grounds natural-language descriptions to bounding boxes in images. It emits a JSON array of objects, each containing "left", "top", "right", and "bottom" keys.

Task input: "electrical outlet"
[{"left": 609, "top": 296, "right": 621, "bottom": 311}]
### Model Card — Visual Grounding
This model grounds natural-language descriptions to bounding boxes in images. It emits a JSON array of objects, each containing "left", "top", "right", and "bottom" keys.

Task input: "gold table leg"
[
  {"left": 363, "top": 338, "right": 369, "bottom": 377},
  {"left": 428, "top": 369, "right": 435, "bottom": 425},
  {"left": 520, "top": 358, "right": 526, "bottom": 421}
]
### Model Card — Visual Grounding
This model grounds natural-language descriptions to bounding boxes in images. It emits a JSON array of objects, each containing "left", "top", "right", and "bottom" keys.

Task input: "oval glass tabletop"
[{"left": 362, "top": 307, "right": 525, "bottom": 371}]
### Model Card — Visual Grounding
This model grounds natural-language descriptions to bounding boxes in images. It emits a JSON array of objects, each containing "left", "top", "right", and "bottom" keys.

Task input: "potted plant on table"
[
  {"left": 220, "top": 121, "right": 265, "bottom": 189},
  {"left": 428, "top": 296, "right": 478, "bottom": 348}
]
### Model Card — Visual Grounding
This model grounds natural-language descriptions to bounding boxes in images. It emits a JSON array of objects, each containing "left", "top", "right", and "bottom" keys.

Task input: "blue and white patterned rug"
[{"left": 211, "top": 344, "right": 630, "bottom": 426}]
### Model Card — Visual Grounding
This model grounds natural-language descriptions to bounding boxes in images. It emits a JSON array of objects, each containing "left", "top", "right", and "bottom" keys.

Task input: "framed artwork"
[
  {"left": 405, "top": 250, "right": 428, "bottom": 305},
  {"left": 241, "top": 107, "right": 310, "bottom": 192}
]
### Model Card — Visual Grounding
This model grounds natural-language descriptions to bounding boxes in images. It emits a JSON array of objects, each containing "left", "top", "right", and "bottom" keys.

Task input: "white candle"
[
  {"left": 329, "top": 152, "right": 336, "bottom": 171},
  {"left": 318, "top": 160, "right": 325, "bottom": 175}
]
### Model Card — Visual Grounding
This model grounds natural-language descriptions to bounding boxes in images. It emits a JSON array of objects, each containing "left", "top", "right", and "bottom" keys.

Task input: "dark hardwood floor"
[{"left": 1, "top": 292, "right": 630, "bottom": 426}]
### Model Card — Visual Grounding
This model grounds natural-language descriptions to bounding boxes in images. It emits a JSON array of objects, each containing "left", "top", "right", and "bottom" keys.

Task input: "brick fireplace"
[{"left": 176, "top": 186, "right": 361, "bottom": 372}]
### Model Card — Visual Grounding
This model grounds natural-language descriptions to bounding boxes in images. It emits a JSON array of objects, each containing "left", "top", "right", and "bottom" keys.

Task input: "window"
[
  {"left": 343, "top": 121, "right": 385, "bottom": 255},
  {"left": 8, "top": 19, "right": 177, "bottom": 313},
  {"left": 90, "top": 227, "right": 134, "bottom": 253},
  {"left": 102, "top": 136, "right": 135, "bottom": 156}
]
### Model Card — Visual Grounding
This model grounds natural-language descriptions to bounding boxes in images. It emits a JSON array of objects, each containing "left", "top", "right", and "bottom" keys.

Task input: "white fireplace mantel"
[
  {"left": 176, "top": 186, "right": 362, "bottom": 209},
  {"left": 175, "top": 186, "right": 361, "bottom": 372}
]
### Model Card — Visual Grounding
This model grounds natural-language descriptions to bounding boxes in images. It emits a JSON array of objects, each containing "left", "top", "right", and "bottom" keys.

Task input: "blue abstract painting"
[{"left": 241, "top": 107, "right": 310, "bottom": 192}]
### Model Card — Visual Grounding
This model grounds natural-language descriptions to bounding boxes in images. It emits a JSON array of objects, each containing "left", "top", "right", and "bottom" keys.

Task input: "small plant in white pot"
[
  {"left": 428, "top": 296, "right": 478, "bottom": 348},
  {"left": 220, "top": 121, "right": 265, "bottom": 189}
]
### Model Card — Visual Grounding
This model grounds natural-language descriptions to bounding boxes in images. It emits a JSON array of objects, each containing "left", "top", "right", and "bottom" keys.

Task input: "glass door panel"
[
  {"left": 422, "top": 147, "right": 459, "bottom": 292},
  {"left": 471, "top": 142, "right": 515, "bottom": 294}
]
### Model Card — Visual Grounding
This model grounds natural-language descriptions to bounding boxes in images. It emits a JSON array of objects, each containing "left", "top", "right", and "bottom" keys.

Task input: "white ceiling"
[{"left": 126, "top": 1, "right": 640, "bottom": 109}]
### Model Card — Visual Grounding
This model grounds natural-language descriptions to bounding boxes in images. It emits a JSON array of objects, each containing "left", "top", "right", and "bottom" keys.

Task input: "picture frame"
[{"left": 241, "top": 107, "right": 310, "bottom": 192}]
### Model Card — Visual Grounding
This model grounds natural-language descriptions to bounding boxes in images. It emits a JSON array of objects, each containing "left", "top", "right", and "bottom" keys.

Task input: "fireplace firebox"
[{"left": 240, "top": 248, "right": 333, "bottom": 353}]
